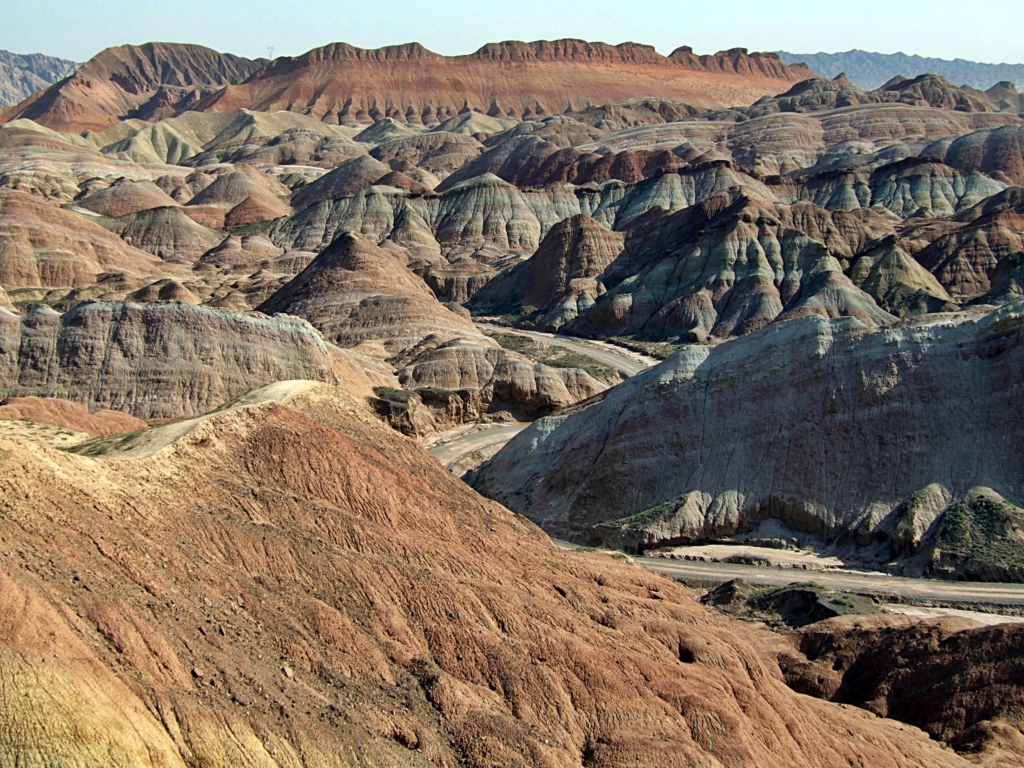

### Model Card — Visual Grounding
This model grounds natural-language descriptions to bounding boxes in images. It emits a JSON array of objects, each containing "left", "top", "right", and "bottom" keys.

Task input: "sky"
[{"left": 3, "top": 0, "right": 1022, "bottom": 65}]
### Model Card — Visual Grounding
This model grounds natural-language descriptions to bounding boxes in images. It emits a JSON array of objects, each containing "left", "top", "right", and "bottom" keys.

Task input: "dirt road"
[
  {"left": 476, "top": 322, "right": 658, "bottom": 376},
  {"left": 427, "top": 423, "right": 530, "bottom": 474},
  {"left": 553, "top": 541, "right": 1024, "bottom": 608}
]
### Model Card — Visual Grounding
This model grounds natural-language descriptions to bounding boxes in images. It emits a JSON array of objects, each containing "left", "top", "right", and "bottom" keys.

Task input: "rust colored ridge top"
[
  {"left": 194, "top": 39, "right": 818, "bottom": 123},
  {"left": 2, "top": 39, "right": 814, "bottom": 133},
  {"left": 0, "top": 396, "right": 147, "bottom": 436}
]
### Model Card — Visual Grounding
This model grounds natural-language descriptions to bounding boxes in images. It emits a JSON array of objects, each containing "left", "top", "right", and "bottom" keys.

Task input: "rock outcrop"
[
  {"left": 469, "top": 302, "right": 1024, "bottom": 577},
  {"left": 396, "top": 336, "right": 606, "bottom": 420},
  {"left": 195, "top": 40, "right": 813, "bottom": 125},
  {"left": 469, "top": 214, "right": 625, "bottom": 329},
  {"left": 100, "top": 206, "right": 224, "bottom": 264},
  {"left": 0, "top": 380, "right": 967, "bottom": 767},
  {"left": 781, "top": 614, "right": 1024, "bottom": 763},
  {"left": 0, "top": 301, "right": 335, "bottom": 418}
]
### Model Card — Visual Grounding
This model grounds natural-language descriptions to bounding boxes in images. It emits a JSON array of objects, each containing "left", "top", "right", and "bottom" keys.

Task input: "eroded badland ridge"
[{"left": 0, "top": 34, "right": 1023, "bottom": 767}]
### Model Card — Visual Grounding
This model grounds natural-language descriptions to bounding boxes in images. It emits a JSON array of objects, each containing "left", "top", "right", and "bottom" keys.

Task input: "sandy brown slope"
[{"left": 0, "top": 381, "right": 966, "bottom": 767}]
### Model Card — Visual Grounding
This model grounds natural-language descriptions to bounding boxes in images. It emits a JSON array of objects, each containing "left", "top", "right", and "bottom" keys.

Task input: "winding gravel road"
[
  {"left": 476, "top": 322, "right": 659, "bottom": 376},
  {"left": 427, "top": 423, "right": 529, "bottom": 472},
  {"left": 552, "top": 541, "right": 1024, "bottom": 607}
]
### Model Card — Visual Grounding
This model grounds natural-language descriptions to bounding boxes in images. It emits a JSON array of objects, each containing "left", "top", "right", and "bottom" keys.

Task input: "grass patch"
[
  {"left": 592, "top": 495, "right": 691, "bottom": 532},
  {"left": 66, "top": 428, "right": 149, "bottom": 457},
  {"left": 935, "top": 492, "right": 1024, "bottom": 569},
  {"left": 607, "top": 337, "right": 682, "bottom": 360}
]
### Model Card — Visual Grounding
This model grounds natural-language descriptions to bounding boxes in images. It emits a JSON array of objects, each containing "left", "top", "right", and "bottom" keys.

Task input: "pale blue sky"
[{"left": 3, "top": 0, "right": 1022, "bottom": 65}]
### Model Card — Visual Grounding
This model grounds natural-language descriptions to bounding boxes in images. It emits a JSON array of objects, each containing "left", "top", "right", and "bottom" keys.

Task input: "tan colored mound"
[
  {"left": 75, "top": 179, "right": 180, "bottom": 218},
  {"left": 0, "top": 381, "right": 964, "bottom": 767},
  {"left": 258, "top": 230, "right": 482, "bottom": 355},
  {"left": 127, "top": 278, "right": 201, "bottom": 304},
  {"left": 373, "top": 170, "right": 433, "bottom": 194},
  {"left": 223, "top": 194, "right": 291, "bottom": 227},
  {"left": 194, "top": 234, "right": 284, "bottom": 273},
  {"left": 0, "top": 189, "right": 176, "bottom": 291},
  {"left": 102, "top": 205, "right": 224, "bottom": 263},
  {"left": 0, "top": 396, "right": 146, "bottom": 435},
  {"left": 188, "top": 163, "right": 292, "bottom": 208}
]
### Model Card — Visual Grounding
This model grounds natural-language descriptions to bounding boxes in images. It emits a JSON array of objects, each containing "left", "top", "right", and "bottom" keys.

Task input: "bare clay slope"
[
  {"left": 0, "top": 380, "right": 966, "bottom": 767},
  {"left": 468, "top": 302, "right": 1024, "bottom": 578}
]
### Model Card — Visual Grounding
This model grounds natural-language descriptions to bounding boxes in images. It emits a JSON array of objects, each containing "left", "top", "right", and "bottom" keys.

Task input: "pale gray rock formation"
[
  {"left": 566, "top": 192, "right": 897, "bottom": 343},
  {"left": 369, "top": 132, "right": 484, "bottom": 178},
  {"left": 468, "top": 302, "right": 1024, "bottom": 577},
  {"left": 0, "top": 301, "right": 335, "bottom": 418},
  {"left": 269, "top": 165, "right": 774, "bottom": 256},
  {"left": 396, "top": 336, "right": 606, "bottom": 420}
]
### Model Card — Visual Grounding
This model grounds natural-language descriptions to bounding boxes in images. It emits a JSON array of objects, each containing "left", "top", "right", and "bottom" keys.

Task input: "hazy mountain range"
[
  {"left": 779, "top": 49, "right": 1024, "bottom": 90},
  {"left": 0, "top": 50, "right": 79, "bottom": 107}
]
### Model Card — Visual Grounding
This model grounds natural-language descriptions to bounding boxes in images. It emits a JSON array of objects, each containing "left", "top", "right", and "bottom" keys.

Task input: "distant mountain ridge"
[
  {"left": 0, "top": 50, "right": 79, "bottom": 107},
  {"left": 1, "top": 40, "right": 813, "bottom": 133},
  {"left": 778, "top": 49, "right": 1024, "bottom": 90}
]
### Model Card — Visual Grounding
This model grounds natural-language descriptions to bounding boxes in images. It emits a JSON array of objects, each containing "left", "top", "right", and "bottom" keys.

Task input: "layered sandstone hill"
[
  {"left": 0, "top": 188, "right": 181, "bottom": 297},
  {"left": 471, "top": 192, "right": 906, "bottom": 341},
  {"left": 0, "top": 123, "right": 186, "bottom": 204},
  {"left": 469, "top": 302, "right": 1024, "bottom": 579},
  {"left": 0, "top": 380, "right": 968, "bottom": 767},
  {"left": 0, "top": 43, "right": 262, "bottom": 132},
  {"left": 0, "top": 301, "right": 335, "bottom": 418},
  {"left": 395, "top": 336, "right": 606, "bottom": 420},
  {"left": 257, "top": 230, "right": 482, "bottom": 354},
  {"left": 780, "top": 614, "right": 1024, "bottom": 761},
  {"left": 197, "top": 41, "right": 813, "bottom": 123},
  {"left": 257, "top": 231, "right": 605, "bottom": 423},
  {"left": 0, "top": 40, "right": 812, "bottom": 136},
  {"left": 469, "top": 214, "right": 626, "bottom": 328}
]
